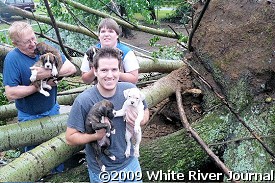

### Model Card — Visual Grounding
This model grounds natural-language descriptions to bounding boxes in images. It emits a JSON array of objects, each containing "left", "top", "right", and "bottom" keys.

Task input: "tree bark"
[
  {"left": 0, "top": 114, "right": 68, "bottom": 151},
  {"left": 0, "top": 133, "right": 83, "bottom": 182},
  {"left": 0, "top": 86, "right": 90, "bottom": 121}
]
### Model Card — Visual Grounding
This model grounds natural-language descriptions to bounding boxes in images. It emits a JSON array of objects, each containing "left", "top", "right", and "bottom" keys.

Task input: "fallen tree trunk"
[
  {"left": 0, "top": 114, "right": 68, "bottom": 151},
  {"left": 0, "top": 86, "right": 90, "bottom": 121},
  {"left": 0, "top": 45, "right": 184, "bottom": 74},
  {"left": 71, "top": 54, "right": 185, "bottom": 74},
  {"left": 0, "top": 133, "right": 83, "bottom": 182}
]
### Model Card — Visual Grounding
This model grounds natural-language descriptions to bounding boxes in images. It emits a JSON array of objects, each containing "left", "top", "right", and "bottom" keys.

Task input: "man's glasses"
[{"left": 19, "top": 36, "right": 37, "bottom": 45}]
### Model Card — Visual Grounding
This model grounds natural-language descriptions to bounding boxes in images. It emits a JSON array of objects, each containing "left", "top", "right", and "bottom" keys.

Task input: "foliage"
[
  {"left": 47, "top": 28, "right": 96, "bottom": 53},
  {"left": 4, "top": 149, "right": 21, "bottom": 159},
  {"left": 57, "top": 80, "right": 80, "bottom": 92},
  {"left": 0, "top": 74, "right": 8, "bottom": 106},
  {"left": 149, "top": 36, "right": 183, "bottom": 60},
  {"left": 162, "top": 2, "right": 192, "bottom": 24}
]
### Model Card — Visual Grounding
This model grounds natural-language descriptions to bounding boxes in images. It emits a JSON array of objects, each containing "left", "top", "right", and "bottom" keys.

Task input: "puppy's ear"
[
  {"left": 86, "top": 47, "right": 99, "bottom": 67},
  {"left": 99, "top": 106, "right": 108, "bottom": 116},
  {"left": 54, "top": 55, "right": 59, "bottom": 68},
  {"left": 117, "top": 48, "right": 123, "bottom": 58},
  {"left": 123, "top": 89, "right": 130, "bottom": 99}
]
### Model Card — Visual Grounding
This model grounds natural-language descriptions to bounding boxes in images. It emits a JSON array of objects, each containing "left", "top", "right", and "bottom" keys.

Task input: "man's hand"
[
  {"left": 94, "top": 117, "right": 110, "bottom": 140},
  {"left": 95, "top": 128, "right": 106, "bottom": 140}
]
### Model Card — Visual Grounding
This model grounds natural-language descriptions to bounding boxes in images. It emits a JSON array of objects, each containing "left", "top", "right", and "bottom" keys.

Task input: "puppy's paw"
[
  {"left": 109, "top": 155, "right": 116, "bottom": 161},
  {"left": 51, "top": 68, "right": 58, "bottom": 76},
  {"left": 125, "top": 149, "right": 131, "bottom": 158},
  {"left": 43, "top": 84, "right": 52, "bottom": 90},
  {"left": 134, "top": 149, "right": 140, "bottom": 158},
  {"left": 30, "top": 75, "right": 37, "bottom": 82},
  {"left": 134, "top": 126, "right": 141, "bottom": 134},
  {"left": 106, "top": 132, "right": 110, "bottom": 137},
  {"left": 40, "top": 90, "right": 50, "bottom": 97}
]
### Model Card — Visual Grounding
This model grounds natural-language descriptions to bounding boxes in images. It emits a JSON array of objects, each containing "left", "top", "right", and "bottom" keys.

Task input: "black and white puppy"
[
  {"left": 30, "top": 53, "right": 60, "bottom": 97},
  {"left": 85, "top": 99, "right": 116, "bottom": 172},
  {"left": 86, "top": 47, "right": 123, "bottom": 70},
  {"left": 113, "top": 88, "right": 145, "bottom": 158}
]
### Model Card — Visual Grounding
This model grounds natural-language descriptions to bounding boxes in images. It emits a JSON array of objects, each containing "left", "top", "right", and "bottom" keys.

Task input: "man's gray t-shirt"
[{"left": 67, "top": 82, "right": 148, "bottom": 173}]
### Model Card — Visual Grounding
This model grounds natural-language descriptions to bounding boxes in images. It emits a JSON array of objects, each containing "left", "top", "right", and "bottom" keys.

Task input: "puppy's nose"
[{"left": 131, "top": 101, "right": 134, "bottom": 104}]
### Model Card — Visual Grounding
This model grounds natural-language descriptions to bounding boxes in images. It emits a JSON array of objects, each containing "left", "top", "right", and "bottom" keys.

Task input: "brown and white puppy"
[
  {"left": 30, "top": 53, "right": 60, "bottom": 97},
  {"left": 113, "top": 88, "right": 145, "bottom": 158},
  {"left": 86, "top": 47, "right": 100, "bottom": 69},
  {"left": 34, "top": 42, "right": 63, "bottom": 76},
  {"left": 85, "top": 99, "right": 116, "bottom": 172}
]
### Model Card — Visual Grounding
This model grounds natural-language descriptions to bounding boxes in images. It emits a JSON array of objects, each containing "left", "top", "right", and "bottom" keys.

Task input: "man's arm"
[
  {"left": 5, "top": 85, "right": 38, "bottom": 101},
  {"left": 58, "top": 59, "right": 77, "bottom": 77},
  {"left": 65, "top": 127, "right": 106, "bottom": 146},
  {"left": 141, "top": 108, "right": 150, "bottom": 126},
  {"left": 119, "top": 69, "right": 139, "bottom": 84},
  {"left": 81, "top": 69, "right": 96, "bottom": 84}
]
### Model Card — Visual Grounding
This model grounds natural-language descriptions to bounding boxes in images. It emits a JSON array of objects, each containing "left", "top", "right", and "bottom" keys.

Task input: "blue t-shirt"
[
  {"left": 3, "top": 47, "right": 65, "bottom": 115},
  {"left": 96, "top": 42, "right": 131, "bottom": 60},
  {"left": 67, "top": 82, "right": 148, "bottom": 174}
]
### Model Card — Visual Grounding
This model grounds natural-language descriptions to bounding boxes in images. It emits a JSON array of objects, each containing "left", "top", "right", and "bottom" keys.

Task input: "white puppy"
[{"left": 114, "top": 88, "right": 145, "bottom": 158}]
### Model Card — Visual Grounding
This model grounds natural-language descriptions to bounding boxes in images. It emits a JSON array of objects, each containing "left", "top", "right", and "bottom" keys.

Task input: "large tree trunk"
[
  {"left": 0, "top": 86, "right": 90, "bottom": 121},
  {"left": 0, "top": 114, "right": 68, "bottom": 151},
  {"left": 190, "top": 0, "right": 275, "bottom": 178}
]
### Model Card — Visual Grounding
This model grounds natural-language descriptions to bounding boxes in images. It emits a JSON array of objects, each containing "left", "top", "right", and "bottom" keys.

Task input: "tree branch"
[
  {"left": 43, "top": 0, "right": 71, "bottom": 60},
  {"left": 175, "top": 88, "right": 238, "bottom": 182},
  {"left": 188, "top": 0, "right": 211, "bottom": 51}
]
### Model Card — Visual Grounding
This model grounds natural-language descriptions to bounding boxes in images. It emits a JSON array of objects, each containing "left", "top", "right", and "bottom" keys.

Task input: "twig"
[
  {"left": 43, "top": 0, "right": 71, "bottom": 60},
  {"left": 35, "top": 32, "right": 84, "bottom": 56},
  {"left": 59, "top": 0, "right": 98, "bottom": 39},
  {"left": 209, "top": 135, "right": 275, "bottom": 147},
  {"left": 175, "top": 88, "right": 239, "bottom": 183},
  {"left": 98, "top": 0, "right": 137, "bottom": 28},
  {"left": 167, "top": 24, "right": 179, "bottom": 38},
  {"left": 188, "top": 0, "right": 211, "bottom": 51}
]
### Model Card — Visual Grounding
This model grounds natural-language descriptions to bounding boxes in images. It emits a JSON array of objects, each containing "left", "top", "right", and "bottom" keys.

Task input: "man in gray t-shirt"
[{"left": 66, "top": 47, "right": 149, "bottom": 182}]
